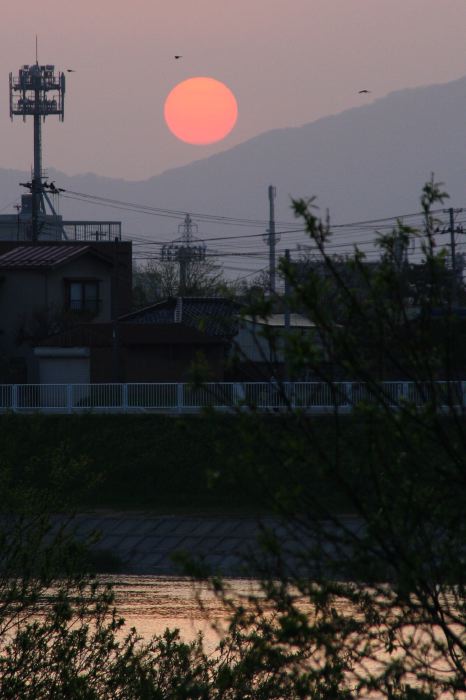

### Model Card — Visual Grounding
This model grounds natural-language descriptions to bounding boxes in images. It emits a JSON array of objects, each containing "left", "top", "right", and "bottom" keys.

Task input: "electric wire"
[
  {"left": 0, "top": 199, "right": 20, "bottom": 214},
  {"left": 60, "top": 188, "right": 453, "bottom": 241},
  {"left": 61, "top": 190, "right": 296, "bottom": 228},
  {"left": 54, "top": 188, "right": 466, "bottom": 277}
]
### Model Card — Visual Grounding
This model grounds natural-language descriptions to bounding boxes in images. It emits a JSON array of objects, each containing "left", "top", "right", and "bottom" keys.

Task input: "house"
[
  {"left": 230, "top": 313, "right": 318, "bottom": 381},
  {"left": 35, "top": 298, "right": 322, "bottom": 385},
  {"left": 34, "top": 297, "right": 238, "bottom": 384},
  {"left": 0, "top": 240, "right": 132, "bottom": 382}
]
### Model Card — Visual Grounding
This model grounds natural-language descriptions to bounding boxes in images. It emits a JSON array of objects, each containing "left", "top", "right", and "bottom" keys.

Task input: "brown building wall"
[
  {"left": 0, "top": 270, "right": 50, "bottom": 382},
  {"left": 0, "top": 242, "right": 132, "bottom": 382},
  {"left": 89, "top": 344, "right": 226, "bottom": 383},
  {"left": 0, "top": 240, "right": 132, "bottom": 318},
  {"left": 0, "top": 260, "right": 111, "bottom": 382}
]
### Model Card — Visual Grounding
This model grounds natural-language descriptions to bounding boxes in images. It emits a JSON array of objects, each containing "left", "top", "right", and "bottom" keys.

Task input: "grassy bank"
[
  {"left": 0, "top": 410, "right": 452, "bottom": 516},
  {"left": 0, "top": 413, "right": 277, "bottom": 512},
  {"left": 0, "top": 411, "right": 356, "bottom": 514}
]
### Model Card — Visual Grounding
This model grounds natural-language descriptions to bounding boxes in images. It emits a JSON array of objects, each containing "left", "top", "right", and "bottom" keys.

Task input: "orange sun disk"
[{"left": 164, "top": 77, "right": 238, "bottom": 145}]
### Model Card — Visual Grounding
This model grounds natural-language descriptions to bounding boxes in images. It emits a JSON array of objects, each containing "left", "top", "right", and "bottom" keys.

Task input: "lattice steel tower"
[
  {"left": 9, "top": 61, "right": 65, "bottom": 241},
  {"left": 161, "top": 214, "right": 206, "bottom": 294}
]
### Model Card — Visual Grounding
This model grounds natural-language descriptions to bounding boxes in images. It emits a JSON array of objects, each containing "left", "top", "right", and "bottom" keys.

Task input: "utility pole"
[
  {"left": 449, "top": 208, "right": 457, "bottom": 280},
  {"left": 178, "top": 246, "right": 189, "bottom": 296},
  {"left": 31, "top": 177, "right": 39, "bottom": 244},
  {"left": 442, "top": 207, "right": 464, "bottom": 305},
  {"left": 284, "top": 249, "right": 291, "bottom": 333},
  {"left": 267, "top": 185, "right": 277, "bottom": 294},
  {"left": 284, "top": 249, "right": 291, "bottom": 381},
  {"left": 14, "top": 204, "right": 20, "bottom": 241},
  {"left": 112, "top": 237, "right": 120, "bottom": 381}
]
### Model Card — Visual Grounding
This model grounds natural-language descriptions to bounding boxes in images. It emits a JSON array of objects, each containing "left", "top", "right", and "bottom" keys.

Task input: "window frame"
[{"left": 64, "top": 278, "right": 102, "bottom": 315}]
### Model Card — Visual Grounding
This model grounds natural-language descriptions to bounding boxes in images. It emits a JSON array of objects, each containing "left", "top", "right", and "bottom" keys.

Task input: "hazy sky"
[{"left": 1, "top": 0, "right": 466, "bottom": 181}]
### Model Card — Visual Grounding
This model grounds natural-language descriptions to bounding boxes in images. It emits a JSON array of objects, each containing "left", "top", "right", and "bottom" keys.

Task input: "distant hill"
[{"left": 0, "top": 75, "right": 465, "bottom": 255}]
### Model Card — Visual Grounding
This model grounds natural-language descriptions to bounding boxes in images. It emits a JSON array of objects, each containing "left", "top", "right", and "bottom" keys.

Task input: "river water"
[
  {"left": 104, "top": 575, "right": 456, "bottom": 695},
  {"left": 103, "top": 575, "right": 261, "bottom": 653}
]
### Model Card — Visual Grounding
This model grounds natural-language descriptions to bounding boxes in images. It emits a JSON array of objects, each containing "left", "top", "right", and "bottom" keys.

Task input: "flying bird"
[
  {"left": 174, "top": 55, "right": 182, "bottom": 59},
  {"left": 358, "top": 89, "right": 371, "bottom": 94},
  {"left": 66, "top": 69, "right": 76, "bottom": 73}
]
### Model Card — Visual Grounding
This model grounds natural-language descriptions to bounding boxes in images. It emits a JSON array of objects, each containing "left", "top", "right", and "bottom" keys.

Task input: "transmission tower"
[
  {"left": 161, "top": 214, "right": 206, "bottom": 294},
  {"left": 9, "top": 60, "right": 66, "bottom": 241}
]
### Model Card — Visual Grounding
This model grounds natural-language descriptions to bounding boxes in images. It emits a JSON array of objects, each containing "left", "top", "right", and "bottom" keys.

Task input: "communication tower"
[
  {"left": 161, "top": 214, "right": 206, "bottom": 294},
  {"left": 9, "top": 61, "right": 65, "bottom": 241}
]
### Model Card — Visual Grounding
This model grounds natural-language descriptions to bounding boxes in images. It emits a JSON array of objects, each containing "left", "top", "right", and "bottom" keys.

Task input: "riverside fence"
[{"left": 0, "top": 381, "right": 464, "bottom": 414}]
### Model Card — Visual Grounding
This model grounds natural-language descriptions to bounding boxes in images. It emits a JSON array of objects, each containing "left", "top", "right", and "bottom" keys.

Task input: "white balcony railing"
[{"left": 0, "top": 381, "right": 464, "bottom": 414}]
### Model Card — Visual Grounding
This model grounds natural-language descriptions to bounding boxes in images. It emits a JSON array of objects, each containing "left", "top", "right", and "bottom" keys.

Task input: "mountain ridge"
[{"left": 0, "top": 74, "right": 464, "bottom": 250}]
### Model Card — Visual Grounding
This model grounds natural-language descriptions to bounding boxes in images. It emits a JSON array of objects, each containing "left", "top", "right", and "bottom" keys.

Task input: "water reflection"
[
  {"left": 101, "top": 575, "right": 457, "bottom": 696},
  {"left": 102, "top": 575, "right": 259, "bottom": 652}
]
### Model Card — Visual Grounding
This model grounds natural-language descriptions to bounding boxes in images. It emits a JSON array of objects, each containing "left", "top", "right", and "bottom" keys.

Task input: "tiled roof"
[
  {"left": 37, "top": 322, "right": 225, "bottom": 347},
  {"left": 129, "top": 308, "right": 174, "bottom": 325},
  {"left": 121, "top": 297, "right": 239, "bottom": 337},
  {"left": 0, "top": 245, "right": 103, "bottom": 269}
]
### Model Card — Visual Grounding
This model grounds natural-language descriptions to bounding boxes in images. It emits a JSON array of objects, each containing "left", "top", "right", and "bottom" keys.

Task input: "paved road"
[{"left": 52, "top": 512, "right": 362, "bottom": 577}]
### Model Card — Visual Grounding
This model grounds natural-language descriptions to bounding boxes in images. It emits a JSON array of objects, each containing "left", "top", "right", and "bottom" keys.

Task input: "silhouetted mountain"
[{"left": 0, "top": 76, "right": 464, "bottom": 253}]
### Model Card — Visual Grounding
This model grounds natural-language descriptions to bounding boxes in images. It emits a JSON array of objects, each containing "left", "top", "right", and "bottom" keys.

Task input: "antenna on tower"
[
  {"left": 161, "top": 214, "right": 207, "bottom": 295},
  {"left": 9, "top": 58, "right": 66, "bottom": 242}
]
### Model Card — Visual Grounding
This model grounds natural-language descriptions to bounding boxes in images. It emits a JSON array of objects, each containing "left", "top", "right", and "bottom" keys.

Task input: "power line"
[
  {"left": 132, "top": 229, "right": 462, "bottom": 262},
  {"left": 130, "top": 228, "right": 306, "bottom": 246},
  {"left": 62, "top": 188, "right": 453, "bottom": 235},
  {"left": 331, "top": 208, "right": 446, "bottom": 229},
  {"left": 130, "top": 214, "right": 452, "bottom": 248},
  {"left": 0, "top": 199, "right": 21, "bottom": 214},
  {"left": 62, "top": 190, "right": 297, "bottom": 228},
  {"left": 58, "top": 187, "right": 466, "bottom": 274}
]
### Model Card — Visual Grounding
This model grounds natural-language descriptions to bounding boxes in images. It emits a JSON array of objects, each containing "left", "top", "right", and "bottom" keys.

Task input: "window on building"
[{"left": 66, "top": 280, "right": 100, "bottom": 314}]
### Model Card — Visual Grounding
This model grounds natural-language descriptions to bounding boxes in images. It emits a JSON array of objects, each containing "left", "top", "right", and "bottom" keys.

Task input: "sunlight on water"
[
  {"left": 102, "top": 575, "right": 461, "bottom": 696},
  {"left": 102, "top": 575, "right": 262, "bottom": 653}
]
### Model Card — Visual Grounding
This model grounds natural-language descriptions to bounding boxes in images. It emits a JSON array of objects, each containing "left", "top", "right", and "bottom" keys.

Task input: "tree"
[
  {"left": 0, "top": 450, "right": 220, "bottom": 699},
  {"left": 16, "top": 303, "right": 87, "bottom": 347},
  {"left": 197, "top": 178, "right": 466, "bottom": 698},
  {"left": 132, "top": 256, "right": 229, "bottom": 307},
  {"left": 3, "top": 180, "right": 466, "bottom": 699}
]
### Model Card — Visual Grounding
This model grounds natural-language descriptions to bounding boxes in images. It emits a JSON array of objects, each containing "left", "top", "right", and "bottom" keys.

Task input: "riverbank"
[
  {"left": 54, "top": 511, "right": 362, "bottom": 576},
  {"left": 58, "top": 511, "right": 268, "bottom": 576},
  {"left": 0, "top": 412, "right": 351, "bottom": 513}
]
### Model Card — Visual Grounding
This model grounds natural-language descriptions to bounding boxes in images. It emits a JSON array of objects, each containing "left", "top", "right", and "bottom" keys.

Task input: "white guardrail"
[{"left": 0, "top": 381, "right": 464, "bottom": 414}]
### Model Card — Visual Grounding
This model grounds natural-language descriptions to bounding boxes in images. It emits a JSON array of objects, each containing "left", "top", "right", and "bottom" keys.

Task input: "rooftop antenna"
[{"left": 9, "top": 50, "right": 66, "bottom": 242}]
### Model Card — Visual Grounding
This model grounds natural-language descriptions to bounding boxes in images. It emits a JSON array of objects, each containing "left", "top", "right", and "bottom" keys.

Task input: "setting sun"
[{"left": 164, "top": 77, "right": 238, "bottom": 145}]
